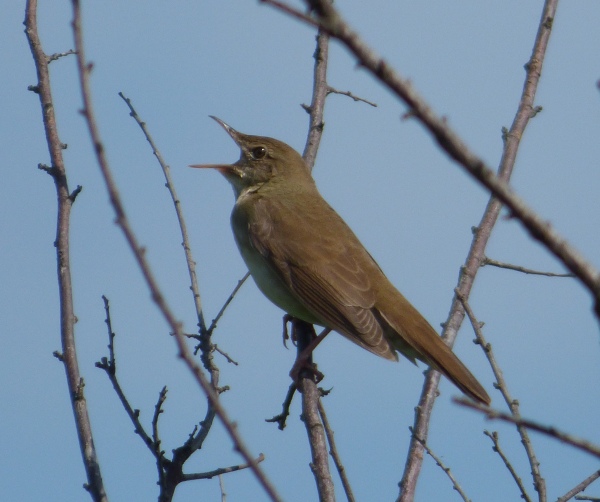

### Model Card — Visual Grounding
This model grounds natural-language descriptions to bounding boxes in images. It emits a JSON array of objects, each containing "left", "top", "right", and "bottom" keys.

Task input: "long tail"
[{"left": 377, "top": 299, "right": 491, "bottom": 405}]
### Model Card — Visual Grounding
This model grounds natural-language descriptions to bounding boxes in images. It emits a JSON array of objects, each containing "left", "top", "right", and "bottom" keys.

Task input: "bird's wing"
[{"left": 247, "top": 195, "right": 398, "bottom": 360}]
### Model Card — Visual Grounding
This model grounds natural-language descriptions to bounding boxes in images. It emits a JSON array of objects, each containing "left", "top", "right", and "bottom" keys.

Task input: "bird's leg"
[
  {"left": 289, "top": 319, "right": 332, "bottom": 384},
  {"left": 281, "top": 314, "right": 294, "bottom": 348}
]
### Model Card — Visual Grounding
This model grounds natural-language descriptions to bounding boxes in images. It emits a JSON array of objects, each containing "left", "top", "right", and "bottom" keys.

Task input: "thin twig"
[
  {"left": 183, "top": 454, "right": 266, "bottom": 481},
  {"left": 118, "top": 92, "right": 210, "bottom": 357},
  {"left": 410, "top": 427, "right": 472, "bottom": 502},
  {"left": 481, "top": 256, "right": 574, "bottom": 277},
  {"left": 212, "top": 344, "right": 239, "bottom": 365},
  {"left": 557, "top": 470, "right": 600, "bottom": 502},
  {"left": 70, "top": 3, "right": 281, "bottom": 500},
  {"left": 24, "top": 2, "right": 107, "bottom": 500},
  {"left": 483, "top": 430, "right": 532, "bottom": 502},
  {"left": 266, "top": 382, "right": 297, "bottom": 430},
  {"left": 219, "top": 474, "right": 227, "bottom": 502},
  {"left": 96, "top": 297, "right": 164, "bottom": 462},
  {"left": 327, "top": 86, "right": 377, "bottom": 107},
  {"left": 455, "top": 398, "right": 600, "bottom": 459},
  {"left": 206, "top": 272, "right": 251, "bottom": 336},
  {"left": 318, "top": 399, "right": 356, "bottom": 502},
  {"left": 48, "top": 49, "right": 76, "bottom": 62},
  {"left": 457, "top": 292, "right": 545, "bottom": 497}
]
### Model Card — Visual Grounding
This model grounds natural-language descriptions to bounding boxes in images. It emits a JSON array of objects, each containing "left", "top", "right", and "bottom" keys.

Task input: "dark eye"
[{"left": 251, "top": 146, "right": 267, "bottom": 159}]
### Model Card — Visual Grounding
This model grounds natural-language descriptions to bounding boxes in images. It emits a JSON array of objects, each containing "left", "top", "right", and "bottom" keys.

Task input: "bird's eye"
[{"left": 251, "top": 146, "right": 267, "bottom": 160}]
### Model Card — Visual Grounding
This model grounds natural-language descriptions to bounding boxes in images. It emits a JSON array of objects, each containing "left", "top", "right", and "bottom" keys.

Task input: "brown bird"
[{"left": 191, "top": 117, "right": 490, "bottom": 405}]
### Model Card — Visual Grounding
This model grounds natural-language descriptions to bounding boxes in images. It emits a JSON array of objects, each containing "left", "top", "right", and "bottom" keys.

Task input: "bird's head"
[{"left": 190, "top": 116, "right": 311, "bottom": 198}]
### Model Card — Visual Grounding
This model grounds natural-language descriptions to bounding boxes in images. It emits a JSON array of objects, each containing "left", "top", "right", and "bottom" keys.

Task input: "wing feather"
[{"left": 247, "top": 194, "right": 396, "bottom": 359}]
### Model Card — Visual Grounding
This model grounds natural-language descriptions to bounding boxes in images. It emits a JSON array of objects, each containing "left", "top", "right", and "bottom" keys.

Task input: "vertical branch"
[
  {"left": 303, "top": 29, "right": 330, "bottom": 171},
  {"left": 23, "top": 1, "right": 107, "bottom": 501},
  {"left": 297, "top": 28, "right": 336, "bottom": 501},
  {"left": 400, "top": 2, "right": 557, "bottom": 498},
  {"left": 295, "top": 320, "right": 335, "bottom": 502}
]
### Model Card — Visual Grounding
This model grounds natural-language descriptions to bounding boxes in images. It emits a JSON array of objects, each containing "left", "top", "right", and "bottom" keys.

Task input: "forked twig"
[
  {"left": 483, "top": 430, "right": 532, "bottom": 502},
  {"left": 410, "top": 427, "right": 472, "bottom": 502},
  {"left": 457, "top": 292, "right": 545, "bottom": 496}
]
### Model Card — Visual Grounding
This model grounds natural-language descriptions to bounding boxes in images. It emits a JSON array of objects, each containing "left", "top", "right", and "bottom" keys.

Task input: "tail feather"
[{"left": 377, "top": 301, "right": 490, "bottom": 405}]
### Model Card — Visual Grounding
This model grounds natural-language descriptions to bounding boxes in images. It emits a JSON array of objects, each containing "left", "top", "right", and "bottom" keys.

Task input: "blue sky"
[{"left": 2, "top": 1, "right": 600, "bottom": 501}]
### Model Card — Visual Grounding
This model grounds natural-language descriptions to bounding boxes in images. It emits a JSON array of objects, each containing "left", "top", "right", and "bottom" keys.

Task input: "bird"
[{"left": 191, "top": 117, "right": 490, "bottom": 405}]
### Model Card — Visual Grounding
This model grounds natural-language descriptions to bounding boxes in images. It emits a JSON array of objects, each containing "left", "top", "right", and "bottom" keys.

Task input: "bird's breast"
[{"left": 230, "top": 200, "right": 321, "bottom": 325}]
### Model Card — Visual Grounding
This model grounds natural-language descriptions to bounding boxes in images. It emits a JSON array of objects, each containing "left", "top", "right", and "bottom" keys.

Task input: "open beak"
[{"left": 189, "top": 116, "right": 241, "bottom": 172}]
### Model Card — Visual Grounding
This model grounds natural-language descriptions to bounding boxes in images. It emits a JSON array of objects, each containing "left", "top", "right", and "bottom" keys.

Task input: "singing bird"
[{"left": 191, "top": 117, "right": 490, "bottom": 405}]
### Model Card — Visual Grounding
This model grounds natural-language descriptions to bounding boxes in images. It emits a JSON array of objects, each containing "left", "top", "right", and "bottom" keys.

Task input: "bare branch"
[
  {"left": 70, "top": 2, "right": 281, "bottom": 500},
  {"left": 557, "top": 470, "right": 600, "bottom": 502},
  {"left": 266, "top": 382, "right": 297, "bottom": 430},
  {"left": 24, "top": 1, "right": 106, "bottom": 499},
  {"left": 455, "top": 398, "right": 600, "bottom": 459},
  {"left": 96, "top": 297, "right": 164, "bottom": 462},
  {"left": 48, "top": 49, "right": 76, "bottom": 62},
  {"left": 483, "top": 430, "right": 532, "bottom": 502},
  {"left": 302, "top": 29, "right": 330, "bottom": 170},
  {"left": 318, "top": 398, "right": 356, "bottom": 502},
  {"left": 409, "top": 427, "right": 472, "bottom": 502},
  {"left": 182, "top": 454, "right": 266, "bottom": 481},
  {"left": 327, "top": 86, "right": 377, "bottom": 107},
  {"left": 295, "top": 320, "right": 335, "bottom": 501},
  {"left": 457, "top": 292, "right": 545, "bottom": 497},
  {"left": 481, "top": 256, "right": 574, "bottom": 277},
  {"left": 212, "top": 344, "right": 240, "bottom": 366},
  {"left": 206, "top": 272, "right": 251, "bottom": 337},
  {"left": 117, "top": 92, "right": 209, "bottom": 353}
]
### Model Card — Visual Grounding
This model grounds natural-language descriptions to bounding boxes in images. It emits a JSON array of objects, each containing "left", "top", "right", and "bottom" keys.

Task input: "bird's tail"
[{"left": 377, "top": 301, "right": 490, "bottom": 405}]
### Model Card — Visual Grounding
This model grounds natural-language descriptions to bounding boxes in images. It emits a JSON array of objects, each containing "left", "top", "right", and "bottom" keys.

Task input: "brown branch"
[
  {"left": 69, "top": 2, "right": 282, "bottom": 501},
  {"left": 24, "top": 2, "right": 107, "bottom": 500},
  {"left": 481, "top": 256, "right": 574, "bottom": 277},
  {"left": 457, "top": 292, "right": 545, "bottom": 498},
  {"left": 266, "top": 382, "right": 297, "bottom": 430},
  {"left": 557, "top": 470, "right": 600, "bottom": 502},
  {"left": 455, "top": 398, "right": 600, "bottom": 459},
  {"left": 483, "top": 430, "right": 532, "bottom": 502},
  {"left": 318, "top": 398, "right": 356, "bottom": 502},
  {"left": 296, "top": 322, "right": 335, "bottom": 502},
  {"left": 410, "top": 427, "right": 472, "bottom": 502},
  {"left": 302, "top": 28, "right": 330, "bottom": 170}
]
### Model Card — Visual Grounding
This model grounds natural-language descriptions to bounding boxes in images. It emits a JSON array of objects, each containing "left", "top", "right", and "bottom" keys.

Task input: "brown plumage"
[{"left": 192, "top": 117, "right": 490, "bottom": 405}]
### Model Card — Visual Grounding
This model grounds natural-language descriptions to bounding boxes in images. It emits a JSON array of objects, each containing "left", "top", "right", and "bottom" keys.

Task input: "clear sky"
[{"left": 2, "top": 1, "right": 600, "bottom": 501}]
